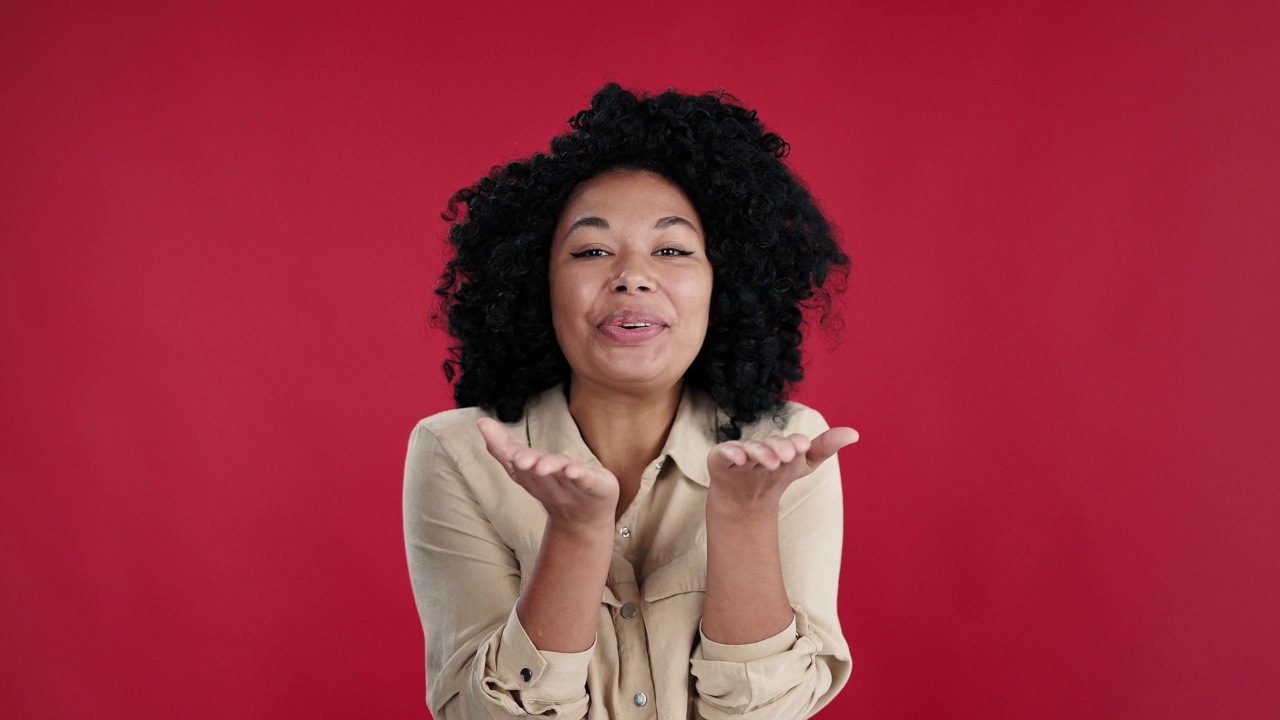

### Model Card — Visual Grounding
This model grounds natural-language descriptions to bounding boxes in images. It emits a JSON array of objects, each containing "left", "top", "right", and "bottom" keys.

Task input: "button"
[
  {"left": 520, "top": 667, "right": 532, "bottom": 682},
  {"left": 620, "top": 603, "right": 636, "bottom": 619},
  {"left": 619, "top": 526, "right": 631, "bottom": 539},
  {"left": 655, "top": 459, "right": 664, "bottom": 471},
  {"left": 633, "top": 692, "right": 648, "bottom": 707}
]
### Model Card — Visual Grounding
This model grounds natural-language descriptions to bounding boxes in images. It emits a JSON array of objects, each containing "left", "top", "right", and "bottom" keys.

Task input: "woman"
[{"left": 405, "top": 83, "right": 856, "bottom": 719}]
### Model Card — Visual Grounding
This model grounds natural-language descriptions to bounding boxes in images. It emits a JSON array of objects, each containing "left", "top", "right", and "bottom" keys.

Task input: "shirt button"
[
  {"left": 655, "top": 459, "right": 664, "bottom": 471},
  {"left": 520, "top": 667, "right": 532, "bottom": 682},
  {"left": 619, "top": 526, "right": 631, "bottom": 539},
  {"left": 620, "top": 603, "right": 636, "bottom": 619},
  {"left": 633, "top": 692, "right": 648, "bottom": 707}
]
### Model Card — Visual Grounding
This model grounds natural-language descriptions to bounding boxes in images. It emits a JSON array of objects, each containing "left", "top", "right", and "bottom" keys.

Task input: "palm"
[
  {"left": 707, "top": 427, "right": 858, "bottom": 504},
  {"left": 476, "top": 417, "right": 619, "bottom": 525}
]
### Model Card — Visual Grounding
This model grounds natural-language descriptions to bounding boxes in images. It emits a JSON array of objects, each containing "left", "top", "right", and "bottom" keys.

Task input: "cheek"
[
  {"left": 680, "top": 271, "right": 714, "bottom": 324},
  {"left": 547, "top": 266, "right": 570, "bottom": 311},
  {"left": 548, "top": 291, "right": 574, "bottom": 343},
  {"left": 548, "top": 270, "right": 592, "bottom": 334}
]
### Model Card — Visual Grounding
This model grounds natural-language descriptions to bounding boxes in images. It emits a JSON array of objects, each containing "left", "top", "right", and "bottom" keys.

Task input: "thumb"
[{"left": 805, "top": 427, "right": 859, "bottom": 468}]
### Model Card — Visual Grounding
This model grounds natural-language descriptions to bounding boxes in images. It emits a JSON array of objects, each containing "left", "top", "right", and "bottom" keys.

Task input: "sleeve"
[
  {"left": 689, "top": 407, "right": 853, "bottom": 719},
  {"left": 403, "top": 421, "right": 594, "bottom": 719}
]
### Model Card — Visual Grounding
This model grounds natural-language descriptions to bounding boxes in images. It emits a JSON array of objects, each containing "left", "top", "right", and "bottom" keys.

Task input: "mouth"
[
  {"left": 597, "top": 310, "right": 668, "bottom": 344},
  {"left": 598, "top": 310, "right": 668, "bottom": 329}
]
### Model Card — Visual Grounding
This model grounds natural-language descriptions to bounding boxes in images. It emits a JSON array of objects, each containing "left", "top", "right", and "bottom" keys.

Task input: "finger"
[
  {"left": 510, "top": 445, "right": 543, "bottom": 472},
  {"left": 559, "top": 463, "right": 618, "bottom": 501},
  {"left": 709, "top": 442, "right": 748, "bottom": 469},
  {"left": 559, "top": 463, "right": 599, "bottom": 492},
  {"left": 760, "top": 435, "right": 798, "bottom": 464},
  {"left": 805, "top": 427, "right": 859, "bottom": 467},
  {"left": 532, "top": 453, "right": 572, "bottom": 478},
  {"left": 741, "top": 440, "right": 781, "bottom": 470},
  {"left": 477, "top": 417, "right": 517, "bottom": 465},
  {"left": 560, "top": 462, "right": 603, "bottom": 482},
  {"left": 786, "top": 433, "right": 812, "bottom": 456}
]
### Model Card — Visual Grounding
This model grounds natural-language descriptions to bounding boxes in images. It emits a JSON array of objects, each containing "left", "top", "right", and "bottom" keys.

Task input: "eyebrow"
[
  {"left": 655, "top": 216, "right": 699, "bottom": 234},
  {"left": 564, "top": 215, "right": 700, "bottom": 238},
  {"left": 564, "top": 216, "right": 610, "bottom": 237}
]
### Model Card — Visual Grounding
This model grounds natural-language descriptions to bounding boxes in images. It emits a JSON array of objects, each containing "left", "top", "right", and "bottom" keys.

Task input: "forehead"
[{"left": 558, "top": 169, "right": 701, "bottom": 227}]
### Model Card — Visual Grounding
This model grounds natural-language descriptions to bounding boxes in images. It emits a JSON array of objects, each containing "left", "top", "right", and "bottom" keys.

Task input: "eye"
[
  {"left": 654, "top": 247, "right": 695, "bottom": 257},
  {"left": 569, "top": 247, "right": 610, "bottom": 259}
]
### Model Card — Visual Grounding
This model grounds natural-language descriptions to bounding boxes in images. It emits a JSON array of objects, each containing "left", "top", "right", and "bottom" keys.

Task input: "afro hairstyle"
[{"left": 435, "top": 82, "right": 848, "bottom": 440}]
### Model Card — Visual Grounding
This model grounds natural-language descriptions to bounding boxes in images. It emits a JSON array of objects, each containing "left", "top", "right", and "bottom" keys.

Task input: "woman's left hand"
[{"left": 706, "top": 427, "right": 858, "bottom": 511}]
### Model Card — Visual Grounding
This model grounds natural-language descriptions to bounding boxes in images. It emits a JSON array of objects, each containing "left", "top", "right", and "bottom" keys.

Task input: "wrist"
[
  {"left": 544, "top": 514, "right": 616, "bottom": 544},
  {"left": 706, "top": 482, "right": 783, "bottom": 520}
]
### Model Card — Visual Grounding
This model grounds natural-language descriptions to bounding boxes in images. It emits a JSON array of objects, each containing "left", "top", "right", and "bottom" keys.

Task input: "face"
[{"left": 549, "top": 169, "right": 713, "bottom": 397}]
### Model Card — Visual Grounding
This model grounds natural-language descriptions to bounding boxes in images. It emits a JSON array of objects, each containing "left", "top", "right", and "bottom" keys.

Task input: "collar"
[{"left": 522, "top": 383, "right": 720, "bottom": 487}]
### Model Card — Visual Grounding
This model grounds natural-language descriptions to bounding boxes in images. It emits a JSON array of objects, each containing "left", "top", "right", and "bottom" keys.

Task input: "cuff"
[
  {"left": 698, "top": 615, "right": 799, "bottom": 664},
  {"left": 489, "top": 605, "right": 593, "bottom": 707},
  {"left": 691, "top": 607, "right": 824, "bottom": 715}
]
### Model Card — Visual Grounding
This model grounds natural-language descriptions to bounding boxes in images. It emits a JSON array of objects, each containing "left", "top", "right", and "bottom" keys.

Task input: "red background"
[{"left": 3, "top": 1, "right": 1278, "bottom": 718}]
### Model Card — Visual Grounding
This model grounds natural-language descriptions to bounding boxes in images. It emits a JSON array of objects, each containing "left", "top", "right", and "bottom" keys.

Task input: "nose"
[{"left": 611, "top": 254, "right": 654, "bottom": 293}]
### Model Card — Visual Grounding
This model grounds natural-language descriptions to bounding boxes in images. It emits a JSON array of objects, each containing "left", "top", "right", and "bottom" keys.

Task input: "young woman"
[{"left": 405, "top": 83, "right": 856, "bottom": 719}]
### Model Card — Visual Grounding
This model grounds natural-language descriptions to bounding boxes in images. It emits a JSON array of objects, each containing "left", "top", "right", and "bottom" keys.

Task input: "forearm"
[
  {"left": 693, "top": 412, "right": 855, "bottom": 718},
  {"left": 701, "top": 489, "right": 795, "bottom": 644},
  {"left": 692, "top": 463, "right": 850, "bottom": 719},
  {"left": 516, "top": 518, "right": 614, "bottom": 652}
]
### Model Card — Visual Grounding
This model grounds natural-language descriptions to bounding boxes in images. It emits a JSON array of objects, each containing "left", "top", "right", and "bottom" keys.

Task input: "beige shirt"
[{"left": 403, "top": 384, "right": 851, "bottom": 719}]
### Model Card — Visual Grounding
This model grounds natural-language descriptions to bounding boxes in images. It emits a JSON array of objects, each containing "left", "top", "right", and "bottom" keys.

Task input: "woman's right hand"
[{"left": 477, "top": 417, "right": 619, "bottom": 531}]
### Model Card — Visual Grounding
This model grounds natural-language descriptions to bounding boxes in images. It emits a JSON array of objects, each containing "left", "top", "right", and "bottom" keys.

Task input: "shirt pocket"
[
  {"left": 642, "top": 543, "right": 707, "bottom": 603},
  {"left": 601, "top": 584, "right": 623, "bottom": 609}
]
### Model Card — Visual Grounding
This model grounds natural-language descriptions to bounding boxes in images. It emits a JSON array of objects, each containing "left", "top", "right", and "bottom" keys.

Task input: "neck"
[{"left": 566, "top": 377, "right": 682, "bottom": 481}]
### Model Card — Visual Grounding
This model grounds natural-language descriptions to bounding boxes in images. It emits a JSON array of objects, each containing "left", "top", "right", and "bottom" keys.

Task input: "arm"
[
  {"left": 693, "top": 409, "right": 857, "bottom": 718},
  {"left": 403, "top": 419, "right": 616, "bottom": 719},
  {"left": 476, "top": 417, "right": 617, "bottom": 654}
]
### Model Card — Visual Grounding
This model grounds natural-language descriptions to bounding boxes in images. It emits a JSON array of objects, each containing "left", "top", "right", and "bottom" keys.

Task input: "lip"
[
  {"left": 596, "top": 309, "right": 669, "bottom": 344},
  {"left": 597, "top": 310, "right": 669, "bottom": 328}
]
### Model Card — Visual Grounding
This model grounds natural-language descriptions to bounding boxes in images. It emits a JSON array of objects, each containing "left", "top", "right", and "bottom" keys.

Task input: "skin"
[{"left": 476, "top": 169, "right": 858, "bottom": 653}]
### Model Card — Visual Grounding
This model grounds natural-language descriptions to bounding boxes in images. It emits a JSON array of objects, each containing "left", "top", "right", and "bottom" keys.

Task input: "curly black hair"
[{"left": 435, "top": 83, "right": 848, "bottom": 440}]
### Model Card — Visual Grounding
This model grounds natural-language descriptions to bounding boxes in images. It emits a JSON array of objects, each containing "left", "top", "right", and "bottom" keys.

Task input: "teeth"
[{"left": 621, "top": 323, "right": 652, "bottom": 329}]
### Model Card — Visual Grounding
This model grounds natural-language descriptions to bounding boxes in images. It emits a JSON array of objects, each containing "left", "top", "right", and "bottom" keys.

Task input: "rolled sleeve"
[
  {"left": 697, "top": 615, "right": 798, "bottom": 664},
  {"left": 690, "top": 607, "right": 826, "bottom": 716},
  {"left": 479, "top": 605, "right": 592, "bottom": 716}
]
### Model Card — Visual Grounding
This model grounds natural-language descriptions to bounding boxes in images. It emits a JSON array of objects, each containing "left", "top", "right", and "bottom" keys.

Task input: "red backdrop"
[{"left": 2, "top": 1, "right": 1277, "bottom": 718}]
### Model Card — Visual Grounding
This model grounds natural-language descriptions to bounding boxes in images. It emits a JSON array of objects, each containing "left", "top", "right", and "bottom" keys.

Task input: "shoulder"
[
  {"left": 416, "top": 404, "right": 492, "bottom": 438},
  {"left": 408, "top": 405, "right": 503, "bottom": 472},
  {"left": 404, "top": 404, "right": 547, "bottom": 554}
]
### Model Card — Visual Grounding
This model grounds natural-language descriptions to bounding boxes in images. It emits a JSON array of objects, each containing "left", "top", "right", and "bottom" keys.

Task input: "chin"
[{"left": 584, "top": 363, "right": 690, "bottom": 394}]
